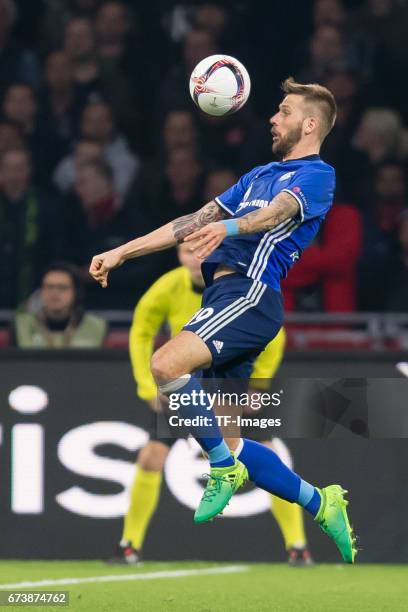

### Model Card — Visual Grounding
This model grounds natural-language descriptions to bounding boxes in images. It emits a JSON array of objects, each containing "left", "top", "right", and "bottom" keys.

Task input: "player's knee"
[
  {"left": 150, "top": 349, "right": 167, "bottom": 383},
  {"left": 150, "top": 349, "right": 171, "bottom": 383},
  {"left": 138, "top": 441, "right": 169, "bottom": 471}
]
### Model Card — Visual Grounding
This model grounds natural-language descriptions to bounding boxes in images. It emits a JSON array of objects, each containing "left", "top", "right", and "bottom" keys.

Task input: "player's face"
[{"left": 270, "top": 95, "right": 305, "bottom": 159}]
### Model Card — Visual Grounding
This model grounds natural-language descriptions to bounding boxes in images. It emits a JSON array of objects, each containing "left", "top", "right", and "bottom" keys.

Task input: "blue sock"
[
  {"left": 160, "top": 375, "right": 234, "bottom": 467},
  {"left": 238, "top": 439, "right": 321, "bottom": 516},
  {"left": 298, "top": 479, "right": 322, "bottom": 517}
]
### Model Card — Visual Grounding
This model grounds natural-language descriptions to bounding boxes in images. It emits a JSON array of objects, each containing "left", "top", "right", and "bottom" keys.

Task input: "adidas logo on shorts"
[{"left": 212, "top": 340, "right": 224, "bottom": 354}]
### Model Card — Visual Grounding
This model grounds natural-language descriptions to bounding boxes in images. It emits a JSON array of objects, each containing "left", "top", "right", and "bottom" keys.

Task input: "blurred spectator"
[
  {"left": 313, "top": 0, "right": 347, "bottom": 29},
  {"left": 63, "top": 15, "right": 144, "bottom": 152},
  {"left": 297, "top": 24, "right": 361, "bottom": 83},
  {"left": 63, "top": 159, "right": 171, "bottom": 307},
  {"left": 352, "top": 108, "right": 408, "bottom": 202},
  {"left": 65, "top": 159, "right": 121, "bottom": 262},
  {"left": 0, "top": 120, "right": 24, "bottom": 157},
  {"left": 55, "top": 101, "right": 139, "bottom": 200},
  {"left": 183, "top": 26, "right": 217, "bottom": 76},
  {"left": 0, "top": 148, "right": 62, "bottom": 308},
  {"left": 63, "top": 16, "right": 99, "bottom": 85},
  {"left": 38, "top": 50, "right": 86, "bottom": 164},
  {"left": 80, "top": 101, "right": 139, "bottom": 192},
  {"left": 386, "top": 211, "right": 408, "bottom": 312},
  {"left": 41, "top": 0, "right": 102, "bottom": 52},
  {"left": 162, "top": 3, "right": 248, "bottom": 62},
  {"left": 94, "top": 1, "right": 133, "bottom": 64},
  {"left": 162, "top": 110, "right": 199, "bottom": 156},
  {"left": 321, "top": 69, "right": 363, "bottom": 199},
  {"left": 145, "top": 108, "right": 201, "bottom": 186},
  {"left": 324, "top": 70, "right": 360, "bottom": 135},
  {"left": 0, "top": 0, "right": 40, "bottom": 97},
  {"left": 15, "top": 262, "right": 107, "bottom": 348},
  {"left": 94, "top": 0, "right": 155, "bottom": 89},
  {"left": 1, "top": 83, "right": 54, "bottom": 179},
  {"left": 282, "top": 204, "right": 363, "bottom": 312},
  {"left": 192, "top": 3, "right": 229, "bottom": 41},
  {"left": 358, "top": 161, "right": 407, "bottom": 310},
  {"left": 352, "top": 0, "right": 408, "bottom": 119},
  {"left": 53, "top": 139, "right": 104, "bottom": 193},
  {"left": 128, "top": 145, "right": 206, "bottom": 257},
  {"left": 190, "top": 2, "right": 249, "bottom": 57},
  {"left": 202, "top": 167, "right": 237, "bottom": 203},
  {"left": 165, "top": 147, "right": 204, "bottom": 214},
  {"left": 2, "top": 83, "right": 37, "bottom": 137},
  {"left": 353, "top": 107, "right": 408, "bottom": 166},
  {"left": 63, "top": 160, "right": 128, "bottom": 281},
  {"left": 134, "top": 147, "right": 205, "bottom": 235},
  {"left": 157, "top": 28, "right": 218, "bottom": 120},
  {"left": 371, "top": 161, "right": 407, "bottom": 221},
  {"left": 351, "top": 0, "right": 399, "bottom": 32},
  {"left": 196, "top": 106, "right": 271, "bottom": 175}
]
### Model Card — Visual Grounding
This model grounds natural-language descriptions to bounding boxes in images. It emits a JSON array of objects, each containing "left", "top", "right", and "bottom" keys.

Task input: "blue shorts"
[{"left": 183, "top": 273, "right": 284, "bottom": 378}]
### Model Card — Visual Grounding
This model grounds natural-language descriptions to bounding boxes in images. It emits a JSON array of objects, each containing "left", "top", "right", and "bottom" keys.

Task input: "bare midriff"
[{"left": 213, "top": 263, "right": 237, "bottom": 279}]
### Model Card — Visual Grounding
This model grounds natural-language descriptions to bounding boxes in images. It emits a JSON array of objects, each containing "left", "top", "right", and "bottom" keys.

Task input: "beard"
[{"left": 272, "top": 123, "right": 303, "bottom": 159}]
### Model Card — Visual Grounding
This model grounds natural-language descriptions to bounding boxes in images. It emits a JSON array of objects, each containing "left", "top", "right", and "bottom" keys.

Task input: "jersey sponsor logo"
[
  {"left": 212, "top": 340, "right": 224, "bottom": 353},
  {"left": 237, "top": 199, "right": 269, "bottom": 212},
  {"left": 243, "top": 183, "right": 253, "bottom": 201},
  {"left": 278, "top": 171, "right": 295, "bottom": 182}
]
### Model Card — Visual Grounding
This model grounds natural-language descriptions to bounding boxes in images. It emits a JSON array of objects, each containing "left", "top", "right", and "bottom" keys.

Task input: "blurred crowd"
[{"left": 1, "top": 0, "right": 408, "bottom": 337}]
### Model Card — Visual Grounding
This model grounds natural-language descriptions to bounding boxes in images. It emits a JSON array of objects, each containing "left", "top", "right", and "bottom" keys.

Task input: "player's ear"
[{"left": 304, "top": 116, "right": 316, "bottom": 135}]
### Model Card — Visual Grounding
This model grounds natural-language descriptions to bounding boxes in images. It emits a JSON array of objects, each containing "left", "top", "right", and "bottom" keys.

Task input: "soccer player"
[
  {"left": 90, "top": 78, "right": 357, "bottom": 563},
  {"left": 111, "top": 243, "right": 312, "bottom": 566}
]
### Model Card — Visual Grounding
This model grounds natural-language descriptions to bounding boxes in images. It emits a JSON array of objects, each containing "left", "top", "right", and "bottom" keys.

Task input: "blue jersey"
[{"left": 201, "top": 154, "right": 335, "bottom": 290}]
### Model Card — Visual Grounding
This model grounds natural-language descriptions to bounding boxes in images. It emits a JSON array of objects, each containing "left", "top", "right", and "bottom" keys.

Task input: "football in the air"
[{"left": 189, "top": 54, "right": 251, "bottom": 116}]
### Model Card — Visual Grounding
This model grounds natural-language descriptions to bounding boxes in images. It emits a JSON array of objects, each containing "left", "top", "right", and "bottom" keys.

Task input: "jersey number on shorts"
[{"left": 185, "top": 307, "right": 214, "bottom": 326}]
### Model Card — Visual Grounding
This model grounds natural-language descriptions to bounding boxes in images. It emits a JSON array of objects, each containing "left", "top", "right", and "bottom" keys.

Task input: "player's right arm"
[{"left": 89, "top": 201, "right": 228, "bottom": 288}]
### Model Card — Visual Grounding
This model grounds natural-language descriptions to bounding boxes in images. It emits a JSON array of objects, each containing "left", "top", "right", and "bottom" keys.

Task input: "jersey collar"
[{"left": 280, "top": 154, "right": 320, "bottom": 162}]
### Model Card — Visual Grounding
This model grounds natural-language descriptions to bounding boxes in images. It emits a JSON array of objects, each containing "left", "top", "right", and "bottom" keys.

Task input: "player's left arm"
[
  {"left": 235, "top": 191, "right": 299, "bottom": 234},
  {"left": 185, "top": 191, "right": 299, "bottom": 259}
]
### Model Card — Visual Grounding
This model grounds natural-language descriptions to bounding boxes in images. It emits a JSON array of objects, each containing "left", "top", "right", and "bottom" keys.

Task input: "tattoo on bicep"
[
  {"left": 172, "top": 201, "right": 229, "bottom": 242},
  {"left": 237, "top": 191, "right": 299, "bottom": 234}
]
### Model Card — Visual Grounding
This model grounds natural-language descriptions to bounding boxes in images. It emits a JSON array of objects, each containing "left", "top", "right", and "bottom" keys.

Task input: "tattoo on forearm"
[
  {"left": 172, "top": 201, "right": 229, "bottom": 242},
  {"left": 237, "top": 192, "right": 299, "bottom": 234}
]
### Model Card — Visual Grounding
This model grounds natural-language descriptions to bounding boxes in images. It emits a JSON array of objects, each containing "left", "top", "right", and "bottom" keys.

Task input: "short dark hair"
[
  {"left": 42, "top": 262, "right": 81, "bottom": 291},
  {"left": 281, "top": 77, "right": 337, "bottom": 139}
]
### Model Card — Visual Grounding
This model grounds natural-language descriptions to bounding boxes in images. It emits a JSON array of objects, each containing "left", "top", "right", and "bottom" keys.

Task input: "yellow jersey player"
[{"left": 108, "top": 243, "right": 312, "bottom": 566}]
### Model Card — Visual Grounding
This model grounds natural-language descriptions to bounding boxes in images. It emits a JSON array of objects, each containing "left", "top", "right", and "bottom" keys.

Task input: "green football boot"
[
  {"left": 315, "top": 484, "right": 357, "bottom": 563},
  {"left": 194, "top": 458, "right": 248, "bottom": 523}
]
